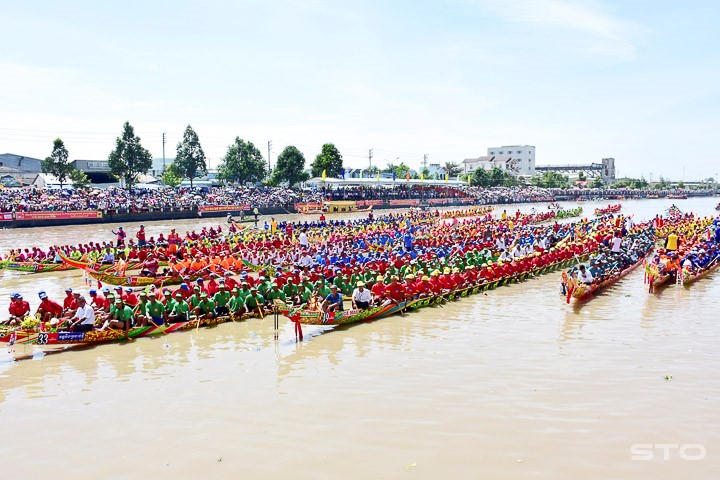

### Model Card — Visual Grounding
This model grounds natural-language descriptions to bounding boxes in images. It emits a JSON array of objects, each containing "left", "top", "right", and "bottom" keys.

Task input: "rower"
[
  {"left": 68, "top": 296, "right": 96, "bottom": 332},
  {"left": 577, "top": 265, "right": 594, "bottom": 284},
  {"left": 321, "top": 285, "right": 344, "bottom": 313},
  {"left": 37, "top": 291, "right": 63, "bottom": 322},
  {"left": 351, "top": 281, "right": 372, "bottom": 310},
  {"left": 6, "top": 293, "right": 30, "bottom": 326}
]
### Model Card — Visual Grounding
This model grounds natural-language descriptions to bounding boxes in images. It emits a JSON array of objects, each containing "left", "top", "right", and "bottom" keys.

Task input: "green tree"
[
  {"left": 41, "top": 138, "right": 73, "bottom": 188},
  {"left": 577, "top": 171, "right": 587, "bottom": 182},
  {"left": 162, "top": 163, "right": 183, "bottom": 187},
  {"left": 108, "top": 121, "right": 153, "bottom": 190},
  {"left": 421, "top": 167, "right": 430, "bottom": 179},
  {"left": 676, "top": 181, "right": 685, "bottom": 189},
  {"left": 68, "top": 168, "right": 90, "bottom": 189},
  {"left": 489, "top": 167, "right": 506, "bottom": 186},
  {"left": 534, "top": 171, "right": 570, "bottom": 188},
  {"left": 311, "top": 143, "right": 343, "bottom": 178},
  {"left": 590, "top": 176, "right": 605, "bottom": 189},
  {"left": 174, "top": 125, "right": 207, "bottom": 187},
  {"left": 471, "top": 168, "right": 490, "bottom": 187},
  {"left": 654, "top": 176, "right": 668, "bottom": 190},
  {"left": 270, "top": 145, "right": 310, "bottom": 186},
  {"left": 218, "top": 137, "right": 266, "bottom": 184},
  {"left": 444, "top": 161, "right": 463, "bottom": 178},
  {"left": 394, "top": 162, "right": 411, "bottom": 179},
  {"left": 366, "top": 165, "right": 380, "bottom": 177}
]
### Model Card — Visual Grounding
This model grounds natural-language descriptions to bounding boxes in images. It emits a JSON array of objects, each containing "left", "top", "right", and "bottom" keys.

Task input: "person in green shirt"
[
  {"left": 168, "top": 292, "right": 190, "bottom": 323},
  {"left": 228, "top": 288, "right": 244, "bottom": 316},
  {"left": 164, "top": 293, "right": 178, "bottom": 317},
  {"left": 213, "top": 283, "right": 231, "bottom": 316},
  {"left": 144, "top": 292, "right": 166, "bottom": 326},
  {"left": 282, "top": 281, "right": 297, "bottom": 299},
  {"left": 314, "top": 279, "right": 331, "bottom": 301},
  {"left": 105, "top": 298, "right": 134, "bottom": 331},
  {"left": 266, "top": 283, "right": 287, "bottom": 306},
  {"left": 188, "top": 286, "right": 202, "bottom": 309},
  {"left": 194, "top": 292, "right": 215, "bottom": 319},
  {"left": 243, "top": 288, "right": 265, "bottom": 315},
  {"left": 133, "top": 292, "right": 150, "bottom": 325},
  {"left": 238, "top": 282, "right": 251, "bottom": 301},
  {"left": 291, "top": 284, "right": 311, "bottom": 306}
]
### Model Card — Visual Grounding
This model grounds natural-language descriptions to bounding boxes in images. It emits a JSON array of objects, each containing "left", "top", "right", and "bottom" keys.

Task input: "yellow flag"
[
  {"left": 420, "top": 173, "right": 424, "bottom": 182},
  {"left": 445, "top": 173, "right": 449, "bottom": 182},
  {"left": 377, "top": 172, "right": 380, "bottom": 181},
  {"left": 322, "top": 169, "right": 326, "bottom": 181}
]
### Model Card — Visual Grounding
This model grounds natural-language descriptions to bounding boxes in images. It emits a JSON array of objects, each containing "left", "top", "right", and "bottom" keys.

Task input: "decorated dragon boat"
[
  {"left": 594, "top": 204, "right": 622, "bottom": 216},
  {"left": 0, "top": 260, "right": 75, "bottom": 273}
]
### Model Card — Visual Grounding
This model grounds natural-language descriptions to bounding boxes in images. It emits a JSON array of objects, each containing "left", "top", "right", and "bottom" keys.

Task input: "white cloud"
[{"left": 479, "top": 0, "right": 640, "bottom": 58}]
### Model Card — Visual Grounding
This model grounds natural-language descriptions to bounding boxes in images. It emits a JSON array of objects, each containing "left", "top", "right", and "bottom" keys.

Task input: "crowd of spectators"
[{"left": 0, "top": 184, "right": 716, "bottom": 214}]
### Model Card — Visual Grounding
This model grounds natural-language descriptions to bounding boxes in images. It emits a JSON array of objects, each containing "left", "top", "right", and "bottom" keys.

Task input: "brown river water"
[{"left": 0, "top": 199, "right": 718, "bottom": 479}]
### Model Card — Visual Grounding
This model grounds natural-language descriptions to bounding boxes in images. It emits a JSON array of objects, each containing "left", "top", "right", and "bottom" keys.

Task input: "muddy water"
[{"left": 0, "top": 199, "right": 718, "bottom": 479}]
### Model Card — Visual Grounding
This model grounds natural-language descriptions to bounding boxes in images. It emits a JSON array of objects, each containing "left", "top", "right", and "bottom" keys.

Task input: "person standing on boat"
[
  {"left": 136, "top": 224, "right": 147, "bottom": 247},
  {"left": 112, "top": 226, "right": 127, "bottom": 247},
  {"left": 665, "top": 231, "right": 679, "bottom": 252}
]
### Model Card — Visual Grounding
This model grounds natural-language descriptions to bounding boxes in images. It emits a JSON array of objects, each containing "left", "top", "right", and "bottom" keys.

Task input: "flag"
[
  {"left": 392, "top": 172, "right": 396, "bottom": 181},
  {"left": 377, "top": 172, "right": 380, "bottom": 181},
  {"left": 341, "top": 168, "right": 345, "bottom": 180},
  {"left": 322, "top": 169, "right": 326, "bottom": 181},
  {"left": 406, "top": 172, "right": 410, "bottom": 181},
  {"left": 420, "top": 173, "right": 424, "bottom": 182},
  {"left": 445, "top": 173, "right": 449, "bottom": 182},
  {"left": 360, "top": 170, "right": 363, "bottom": 179}
]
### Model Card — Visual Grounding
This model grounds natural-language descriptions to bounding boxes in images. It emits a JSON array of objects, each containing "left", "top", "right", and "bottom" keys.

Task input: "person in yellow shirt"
[
  {"left": 271, "top": 217, "right": 278, "bottom": 234},
  {"left": 665, "top": 231, "right": 679, "bottom": 252}
]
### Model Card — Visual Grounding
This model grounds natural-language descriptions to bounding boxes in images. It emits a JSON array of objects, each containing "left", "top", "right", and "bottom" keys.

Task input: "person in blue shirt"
[{"left": 321, "top": 285, "right": 344, "bottom": 313}]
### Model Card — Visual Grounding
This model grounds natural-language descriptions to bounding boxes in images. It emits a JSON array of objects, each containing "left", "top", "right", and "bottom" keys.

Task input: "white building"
[
  {"left": 487, "top": 145, "right": 535, "bottom": 176},
  {"left": 463, "top": 156, "right": 507, "bottom": 175}
]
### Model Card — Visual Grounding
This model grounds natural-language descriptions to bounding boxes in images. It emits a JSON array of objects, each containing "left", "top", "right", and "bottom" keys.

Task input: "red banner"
[
  {"left": 14, "top": 211, "right": 103, "bottom": 221},
  {"left": 0, "top": 212, "right": 12, "bottom": 221},
  {"left": 389, "top": 199, "right": 420, "bottom": 206},
  {"left": 198, "top": 204, "right": 250, "bottom": 213},
  {"left": 355, "top": 200, "right": 383, "bottom": 207},
  {"left": 428, "top": 198, "right": 448, "bottom": 205}
]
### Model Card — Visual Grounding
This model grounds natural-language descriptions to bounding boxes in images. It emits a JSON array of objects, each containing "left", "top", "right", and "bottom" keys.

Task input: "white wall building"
[{"left": 487, "top": 145, "right": 536, "bottom": 176}]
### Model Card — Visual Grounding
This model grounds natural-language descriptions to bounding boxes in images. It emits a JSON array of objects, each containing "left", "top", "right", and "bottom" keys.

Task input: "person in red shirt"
[
  {"left": 370, "top": 276, "right": 386, "bottom": 300},
  {"left": 223, "top": 272, "right": 238, "bottom": 291},
  {"left": 88, "top": 289, "right": 109, "bottom": 310},
  {"left": 415, "top": 276, "right": 432, "bottom": 297},
  {"left": 37, "top": 291, "right": 63, "bottom": 322},
  {"left": 124, "top": 287, "right": 139, "bottom": 307},
  {"left": 206, "top": 274, "right": 220, "bottom": 297},
  {"left": 383, "top": 276, "right": 406, "bottom": 305},
  {"left": 402, "top": 274, "right": 417, "bottom": 300},
  {"left": 63, "top": 287, "right": 78, "bottom": 314},
  {"left": 6, "top": 293, "right": 31, "bottom": 325}
]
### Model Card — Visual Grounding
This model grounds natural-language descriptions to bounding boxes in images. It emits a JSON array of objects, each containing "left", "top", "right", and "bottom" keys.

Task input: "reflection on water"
[{"left": 0, "top": 198, "right": 719, "bottom": 479}]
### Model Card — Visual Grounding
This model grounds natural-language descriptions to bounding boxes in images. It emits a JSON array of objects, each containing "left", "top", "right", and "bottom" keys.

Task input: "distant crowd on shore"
[{"left": 0, "top": 184, "right": 716, "bottom": 214}]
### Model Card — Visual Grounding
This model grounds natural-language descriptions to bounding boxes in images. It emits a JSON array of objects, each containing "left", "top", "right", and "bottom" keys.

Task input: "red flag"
[{"left": 406, "top": 172, "right": 410, "bottom": 181}]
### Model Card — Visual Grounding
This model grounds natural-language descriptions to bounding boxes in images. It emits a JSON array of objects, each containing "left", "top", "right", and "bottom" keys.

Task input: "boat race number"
[
  {"left": 14, "top": 211, "right": 103, "bottom": 221},
  {"left": 321, "top": 312, "right": 335, "bottom": 324},
  {"left": 36, "top": 333, "right": 49, "bottom": 345}
]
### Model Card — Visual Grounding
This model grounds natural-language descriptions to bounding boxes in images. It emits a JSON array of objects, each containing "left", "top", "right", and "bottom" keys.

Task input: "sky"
[{"left": 0, "top": 0, "right": 718, "bottom": 181}]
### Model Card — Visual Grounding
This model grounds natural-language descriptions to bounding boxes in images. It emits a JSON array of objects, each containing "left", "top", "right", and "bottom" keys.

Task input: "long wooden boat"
[
  {"left": 682, "top": 259, "right": 720, "bottom": 287},
  {"left": 0, "top": 308, "right": 271, "bottom": 348},
  {"left": 57, "top": 251, "right": 167, "bottom": 272},
  {"left": 0, "top": 261, "right": 74, "bottom": 273},
  {"left": 594, "top": 204, "right": 622, "bottom": 216},
  {"left": 286, "top": 255, "right": 587, "bottom": 326},
  {"left": 84, "top": 268, "right": 191, "bottom": 287},
  {"left": 568, "top": 253, "right": 649, "bottom": 302},
  {"left": 555, "top": 207, "right": 583, "bottom": 219}
]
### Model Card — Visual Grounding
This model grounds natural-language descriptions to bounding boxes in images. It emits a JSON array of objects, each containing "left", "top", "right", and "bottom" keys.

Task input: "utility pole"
[
  {"left": 267, "top": 140, "right": 273, "bottom": 177},
  {"left": 162, "top": 132, "right": 166, "bottom": 172},
  {"left": 423, "top": 154, "right": 428, "bottom": 169},
  {"left": 368, "top": 148, "right": 373, "bottom": 169}
]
